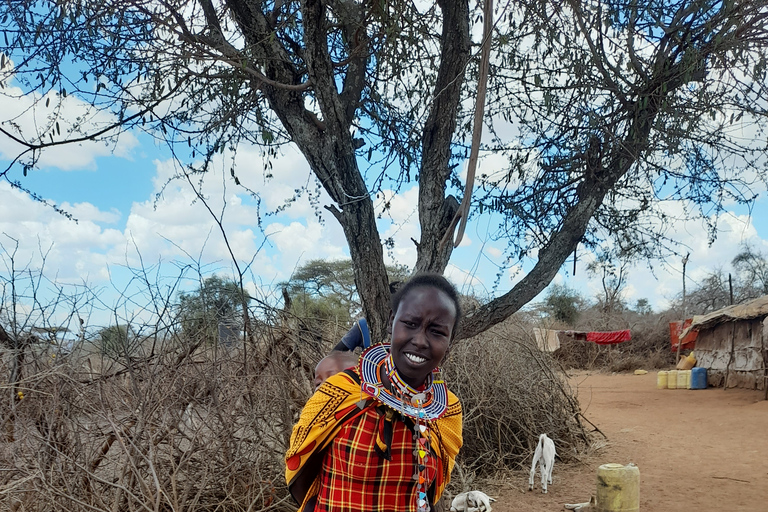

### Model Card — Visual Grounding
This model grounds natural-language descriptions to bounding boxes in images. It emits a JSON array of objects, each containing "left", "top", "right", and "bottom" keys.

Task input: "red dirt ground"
[{"left": 487, "top": 371, "right": 768, "bottom": 512}]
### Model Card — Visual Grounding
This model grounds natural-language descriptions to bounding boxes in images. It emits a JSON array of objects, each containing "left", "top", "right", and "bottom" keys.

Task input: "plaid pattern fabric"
[
  {"left": 286, "top": 368, "right": 462, "bottom": 512},
  {"left": 315, "top": 406, "right": 440, "bottom": 512}
]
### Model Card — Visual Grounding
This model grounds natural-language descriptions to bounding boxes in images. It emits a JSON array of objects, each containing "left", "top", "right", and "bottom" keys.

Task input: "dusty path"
[{"left": 486, "top": 372, "right": 768, "bottom": 511}]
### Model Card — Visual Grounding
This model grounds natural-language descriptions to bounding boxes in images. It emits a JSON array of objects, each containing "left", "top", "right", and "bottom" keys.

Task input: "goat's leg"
[
  {"left": 540, "top": 460, "right": 548, "bottom": 493},
  {"left": 529, "top": 446, "right": 541, "bottom": 491},
  {"left": 547, "top": 459, "right": 554, "bottom": 485}
]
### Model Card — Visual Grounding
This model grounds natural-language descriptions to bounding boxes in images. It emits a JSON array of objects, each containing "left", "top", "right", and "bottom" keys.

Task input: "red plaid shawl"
[{"left": 286, "top": 369, "right": 462, "bottom": 512}]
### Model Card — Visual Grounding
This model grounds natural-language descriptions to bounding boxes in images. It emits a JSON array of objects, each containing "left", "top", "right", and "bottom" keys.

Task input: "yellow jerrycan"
[
  {"left": 656, "top": 371, "right": 668, "bottom": 389},
  {"left": 667, "top": 369, "right": 678, "bottom": 389},
  {"left": 596, "top": 463, "right": 640, "bottom": 512}
]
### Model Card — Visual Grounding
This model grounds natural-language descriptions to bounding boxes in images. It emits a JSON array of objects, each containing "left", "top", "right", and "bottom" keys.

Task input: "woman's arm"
[
  {"left": 288, "top": 452, "right": 323, "bottom": 505},
  {"left": 285, "top": 371, "right": 364, "bottom": 507}
]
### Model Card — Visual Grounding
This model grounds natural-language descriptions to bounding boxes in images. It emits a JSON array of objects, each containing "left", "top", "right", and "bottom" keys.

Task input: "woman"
[{"left": 285, "top": 274, "right": 463, "bottom": 512}]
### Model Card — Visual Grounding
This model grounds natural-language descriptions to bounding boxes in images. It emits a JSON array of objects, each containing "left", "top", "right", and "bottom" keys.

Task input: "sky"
[
  {"left": 3, "top": 114, "right": 767, "bottom": 335},
  {"left": 2, "top": 10, "right": 768, "bottom": 334}
]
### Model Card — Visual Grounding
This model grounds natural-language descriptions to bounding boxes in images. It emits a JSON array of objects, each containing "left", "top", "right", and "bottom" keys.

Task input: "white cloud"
[
  {"left": 374, "top": 186, "right": 420, "bottom": 267},
  {"left": 120, "top": 153, "right": 354, "bottom": 285},
  {"left": 265, "top": 219, "right": 347, "bottom": 274},
  {"left": 0, "top": 182, "right": 122, "bottom": 283},
  {"left": 444, "top": 263, "right": 485, "bottom": 295},
  {"left": 486, "top": 246, "right": 502, "bottom": 258},
  {"left": 547, "top": 203, "right": 767, "bottom": 311},
  {"left": 233, "top": 144, "right": 324, "bottom": 219},
  {"left": 0, "top": 84, "right": 139, "bottom": 171}
]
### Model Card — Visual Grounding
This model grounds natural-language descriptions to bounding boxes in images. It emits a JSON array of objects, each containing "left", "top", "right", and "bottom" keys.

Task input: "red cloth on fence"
[{"left": 585, "top": 329, "right": 631, "bottom": 345}]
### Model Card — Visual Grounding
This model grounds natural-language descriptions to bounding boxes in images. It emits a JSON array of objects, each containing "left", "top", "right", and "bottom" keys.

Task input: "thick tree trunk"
[
  {"left": 229, "top": 0, "right": 393, "bottom": 341},
  {"left": 414, "top": 0, "right": 471, "bottom": 275},
  {"left": 229, "top": 0, "right": 474, "bottom": 339}
]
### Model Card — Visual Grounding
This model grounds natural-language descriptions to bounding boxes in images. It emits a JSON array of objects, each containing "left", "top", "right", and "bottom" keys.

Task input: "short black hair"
[{"left": 390, "top": 273, "right": 462, "bottom": 338}]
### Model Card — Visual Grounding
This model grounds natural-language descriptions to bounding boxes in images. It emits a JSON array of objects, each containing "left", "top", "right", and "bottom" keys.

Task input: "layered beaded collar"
[
  {"left": 358, "top": 344, "right": 448, "bottom": 420},
  {"left": 358, "top": 343, "right": 444, "bottom": 512}
]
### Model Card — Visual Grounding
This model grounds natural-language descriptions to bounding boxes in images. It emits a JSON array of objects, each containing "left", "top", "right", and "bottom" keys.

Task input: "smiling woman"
[
  {"left": 387, "top": 278, "right": 459, "bottom": 388},
  {"left": 285, "top": 274, "right": 463, "bottom": 512}
]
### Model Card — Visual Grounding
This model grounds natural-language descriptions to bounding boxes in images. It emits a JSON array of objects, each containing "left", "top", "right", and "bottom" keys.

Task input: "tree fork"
[{"left": 414, "top": 0, "right": 471, "bottom": 275}]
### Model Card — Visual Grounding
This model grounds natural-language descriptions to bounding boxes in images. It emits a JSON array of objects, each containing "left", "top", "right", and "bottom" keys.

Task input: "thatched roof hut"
[{"left": 682, "top": 296, "right": 768, "bottom": 390}]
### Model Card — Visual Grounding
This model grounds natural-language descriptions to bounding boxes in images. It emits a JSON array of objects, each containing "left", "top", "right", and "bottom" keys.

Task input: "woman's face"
[{"left": 388, "top": 286, "right": 457, "bottom": 388}]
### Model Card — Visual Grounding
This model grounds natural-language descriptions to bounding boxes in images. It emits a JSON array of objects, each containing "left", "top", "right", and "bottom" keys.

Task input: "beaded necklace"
[
  {"left": 359, "top": 344, "right": 448, "bottom": 512},
  {"left": 359, "top": 344, "right": 448, "bottom": 420}
]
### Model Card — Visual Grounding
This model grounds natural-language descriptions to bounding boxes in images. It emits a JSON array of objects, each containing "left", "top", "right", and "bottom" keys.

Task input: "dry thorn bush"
[
  {"left": 2, "top": 268, "right": 588, "bottom": 511},
  {"left": 443, "top": 317, "right": 590, "bottom": 482},
  {"left": 551, "top": 308, "right": 676, "bottom": 372},
  {"left": 1, "top": 325, "right": 306, "bottom": 512},
  {"left": 0, "top": 284, "right": 356, "bottom": 512}
]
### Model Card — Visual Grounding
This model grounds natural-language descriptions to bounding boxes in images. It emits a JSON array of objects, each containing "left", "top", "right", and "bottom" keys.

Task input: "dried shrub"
[
  {"left": 443, "top": 317, "right": 590, "bottom": 478},
  {"left": 2, "top": 285, "right": 591, "bottom": 511},
  {"left": 1, "top": 318, "right": 327, "bottom": 512},
  {"left": 553, "top": 309, "right": 676, "bottom": 371}
]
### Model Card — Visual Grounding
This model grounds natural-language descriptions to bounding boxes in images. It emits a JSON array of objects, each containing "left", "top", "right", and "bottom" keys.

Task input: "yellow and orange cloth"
[{"left": 285, "top": 368, "right": 462, "bottom": 512}]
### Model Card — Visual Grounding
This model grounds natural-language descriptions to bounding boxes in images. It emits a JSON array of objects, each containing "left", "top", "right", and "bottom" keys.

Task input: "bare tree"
[
  {"left": 1, "top": 0, "right": 767, "bottom": 340},
  {"left": 731, "top": 242, "right": 768, "bottom": 299},
  {"left": 587, "top": 252, "right": 629, "bottom": 314},
  {"left": 680, "top": 269, "right": 734, "bottom": 313}
]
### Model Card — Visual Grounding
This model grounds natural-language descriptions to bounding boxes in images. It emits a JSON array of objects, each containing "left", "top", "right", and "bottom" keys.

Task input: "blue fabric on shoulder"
[
  {"left": 340, "top": 318, "right": 372, "bottom": 350},
  {"left": 358, "top": 318, "right": 371, "bottom": 349}
]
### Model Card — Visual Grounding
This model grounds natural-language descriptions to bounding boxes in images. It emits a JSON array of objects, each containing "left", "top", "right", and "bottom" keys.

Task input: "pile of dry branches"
[
  {"left": 553, "top": 312, "right": 675, "bottom": 372},
  {"left": 444, "top": 319, "right": 590, "bottom": 477},
  {"left": 2, "top": 308, "right": 589, "bottom": 511},
  {"left": 0, "top": 322, "right": 319, "bottom": 512}
]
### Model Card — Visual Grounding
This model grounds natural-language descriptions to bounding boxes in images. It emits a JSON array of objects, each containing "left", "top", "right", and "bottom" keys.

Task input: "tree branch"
[
  {"left": 301, "top": 0, "right": 352, "bottom": 137},
  {"left": 414, "top": 0, "right": 471, "bottom": 274}
]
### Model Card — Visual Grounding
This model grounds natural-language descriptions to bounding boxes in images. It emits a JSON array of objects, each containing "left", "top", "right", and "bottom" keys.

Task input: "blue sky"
[
  {"left": 2, "top": 55, "right": 768, "bottom": 333},
  {"left": 3, "top": 121, "right": 767, "bottom": 333}
]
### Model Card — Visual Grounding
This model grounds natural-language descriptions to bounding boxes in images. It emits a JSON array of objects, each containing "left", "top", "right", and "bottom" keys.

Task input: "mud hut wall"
[
  {"left": 695, "top": 318, "right": 765, "bottom": 390},
  {"left": 694, "top": 324, "right": 730, "bottom": 372}
]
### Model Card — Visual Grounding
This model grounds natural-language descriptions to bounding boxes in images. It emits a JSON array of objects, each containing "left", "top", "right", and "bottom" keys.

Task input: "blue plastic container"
[{"left": 690, "top": 367, "right": 707, "bottom": 389}]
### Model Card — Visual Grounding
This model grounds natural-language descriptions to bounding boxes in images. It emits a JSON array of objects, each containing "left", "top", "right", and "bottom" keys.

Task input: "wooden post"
[
  {"left": 763, "top": 347, "right": 767, "bottom": 401},
  {"left": 762, "top": 318, "right": 767, "bottom": 400},
  {"left": 724, "top": 322, "right": 736, "bottom": 390},
  {"left": 678, "top": 253, "right": 690, "bottom": 363},
  {"left": 573, "top": 245, "right": 577, "bottom": 276},
  {"left": 729, "top": 274, "right": 734, "bottom": 305}
]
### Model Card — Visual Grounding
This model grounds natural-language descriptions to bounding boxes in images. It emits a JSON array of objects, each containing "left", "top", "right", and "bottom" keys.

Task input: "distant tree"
[
  {"left": 677, "top": 269, "right": 733, "bottom": 314},
  {"left": 177, "top": 276, "right": 250, "bottom": 345},
  {"left": 286, "top": 294, "right": 352, "bottom": 336},
  {"left": 98, "top": 324, "right": 135, "bottom": 359},
  {"left": 731, "top": 243, "right": 768, "bottom": 300},
  {"left": 677, "top": 248, "right": 768, "bottom": 316},
  {"left": 633, "top": 298, "right": 653, "bottom": 316},
  {"left": 587, "top": 252, "right": 629, "bottom": 313},
  {"left": 281, "top": 259, "right": 409, "bottom": 320},
  {"left": 544, "top": 284, "right": 586, "bottom": 325}
]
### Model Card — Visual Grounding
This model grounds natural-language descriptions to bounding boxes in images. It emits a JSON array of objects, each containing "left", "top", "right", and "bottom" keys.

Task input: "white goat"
[
  {"left": 449, "top": 490, "right": 496, "bottom": 512},
  {"left": 528, "top": 433, "right": 556, "bottom": 493}
]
